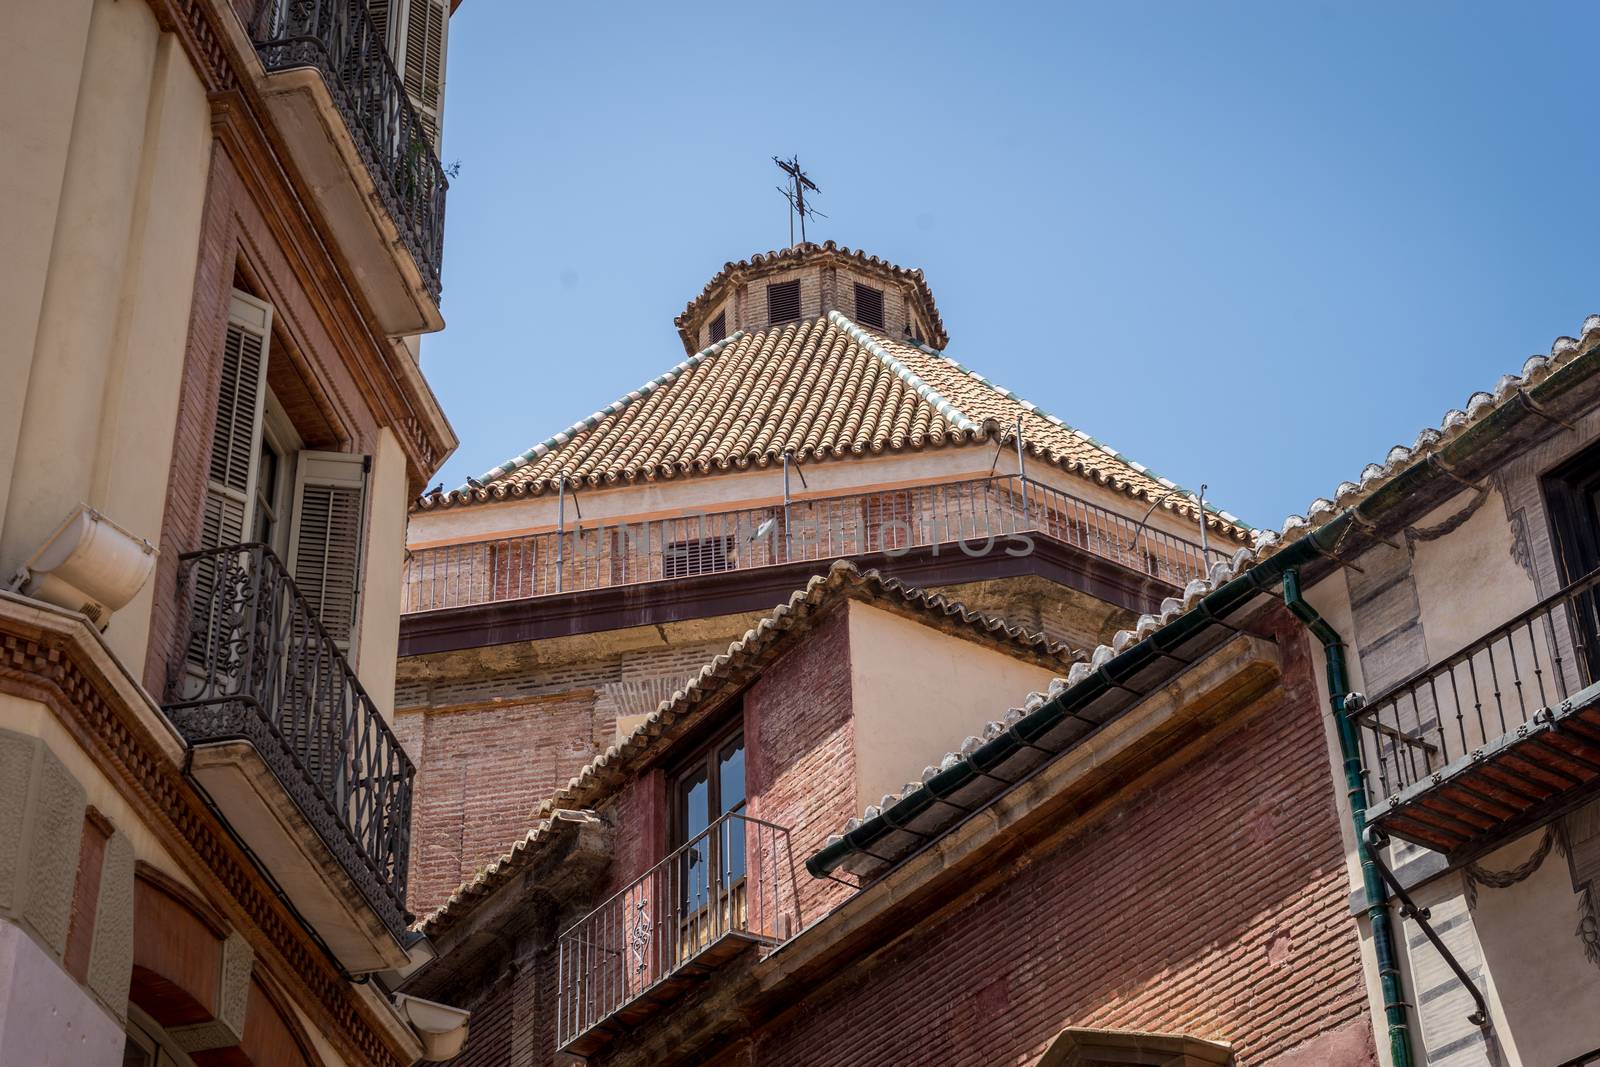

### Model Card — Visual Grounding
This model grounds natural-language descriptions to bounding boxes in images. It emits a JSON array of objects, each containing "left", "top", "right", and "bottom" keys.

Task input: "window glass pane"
[{"left": 679, "top": 765, "right": 710, "bottom": 914}]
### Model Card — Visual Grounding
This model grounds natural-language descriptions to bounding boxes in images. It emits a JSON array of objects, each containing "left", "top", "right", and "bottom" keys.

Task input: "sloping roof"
[
  {"left": 419, "top": 312, "right": 1250, "bottom": 541},
  {"left": 1251, "top": 313, "right": 1600, "bottom": 561},
  {"left": 811, "top": 311, "right": 1600, "bottom": 877},
  {"left": 416, "top": 559, "right": 1078, "bottom": 936}
]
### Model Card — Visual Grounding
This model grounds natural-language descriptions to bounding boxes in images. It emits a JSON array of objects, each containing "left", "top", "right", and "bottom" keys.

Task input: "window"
[
  {"left": 664, "top": 535, "right": 733, "bottom": 578},
  {"left": 1544, "top": 442, "right": 1600, "bottom": 682},
  {"left": 708, "top": 310, "right": 727, "bottom": 344},
  {"left": 367, "top": 0, "right": 450, "bottom": 149},
  {"left": 853, "top": 283, "right": 885, "bottom": 329},
  {"left": 195, "top": 291, "right": 371, "bottom": 650},
  {"left": 767, "top": 279, "right": 801, "bottom": 324},
  {"left": 671, "top": 721, "right": 746, "bottom": 918},
  {"left": 1038, "top": 1026, "right": 1232, "bottom": 1067}
]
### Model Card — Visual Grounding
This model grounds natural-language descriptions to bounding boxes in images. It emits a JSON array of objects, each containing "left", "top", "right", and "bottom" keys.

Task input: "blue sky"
[{"left": 424, "top": 2, "right": 1598, "bottom": 529}]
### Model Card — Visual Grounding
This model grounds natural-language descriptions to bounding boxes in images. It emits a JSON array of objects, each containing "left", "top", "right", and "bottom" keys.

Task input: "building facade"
[
  {"left": 395, "top": 247, "right": 1380, "bottom": 1065},
  {"left": 1256, "top": 318, "right": 1600, "bottom": 1066},
  {"left": 1, "top": 0, "right": 466, "bottom": 1064}
]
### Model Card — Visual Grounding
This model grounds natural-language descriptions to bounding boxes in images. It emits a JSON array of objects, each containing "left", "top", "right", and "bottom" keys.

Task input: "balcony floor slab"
[{"left": 189, "top": 741, "right": 411, "bottom": 974}]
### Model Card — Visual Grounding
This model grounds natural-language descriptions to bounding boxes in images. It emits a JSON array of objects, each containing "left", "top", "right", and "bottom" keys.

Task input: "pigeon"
[{"left": 465, "top": 476, "right": 484, "bottom": 490}]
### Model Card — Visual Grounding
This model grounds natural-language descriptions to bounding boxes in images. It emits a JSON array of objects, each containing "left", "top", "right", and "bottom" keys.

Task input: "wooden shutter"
[
  {"left": 204, "top": 293, "right": 272, "bottom": 553},
  {"left": 188, "top": 292, "right": 272, "bottom": 673},
  {"left": 287, "top": 451, "right": 369, "bottom": 650},
  {"left": 399, "top": 0, "right": 448, "bottom": 150}
]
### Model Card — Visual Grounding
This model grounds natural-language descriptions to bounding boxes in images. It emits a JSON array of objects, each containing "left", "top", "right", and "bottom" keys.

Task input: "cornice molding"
[{"left": 0, "top": 604, "right": 411, "bottom": 1067}]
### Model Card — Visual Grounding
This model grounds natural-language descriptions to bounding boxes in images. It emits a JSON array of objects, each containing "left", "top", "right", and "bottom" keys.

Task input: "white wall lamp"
[{"left": 8, "top": 505, "right": 157, "bottom": 631}]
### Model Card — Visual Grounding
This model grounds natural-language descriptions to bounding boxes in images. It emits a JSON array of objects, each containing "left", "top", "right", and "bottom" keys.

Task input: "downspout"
[{"left": 1281, "top": 568, "right": 1415, "bottom": 1067}]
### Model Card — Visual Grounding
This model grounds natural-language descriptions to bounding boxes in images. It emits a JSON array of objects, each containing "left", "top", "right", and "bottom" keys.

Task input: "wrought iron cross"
[{"left": 774, "top": 155, "right": 825, "bottom": 246}]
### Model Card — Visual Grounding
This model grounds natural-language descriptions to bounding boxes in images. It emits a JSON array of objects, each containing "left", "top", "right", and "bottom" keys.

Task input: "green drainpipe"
[{"left": 1282, "top": 568, "right": 1415, "bottom": 1067}]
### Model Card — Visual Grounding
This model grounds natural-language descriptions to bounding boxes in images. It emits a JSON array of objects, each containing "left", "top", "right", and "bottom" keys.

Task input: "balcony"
[
  {"left": 404, "top": 474, "right": 1221, "bottom": 619},
  {"left": 1354, "top": 568, "right": 1600, "bottom": 859},
  {"left": 250, "top": 0, "right": 447, "bottom": 336},
  {"left": 556, "top": 813, "right": 799, "bottom": 1057},
  {"left": 166, "top": 544, "right": 414, "bottom": 973}
]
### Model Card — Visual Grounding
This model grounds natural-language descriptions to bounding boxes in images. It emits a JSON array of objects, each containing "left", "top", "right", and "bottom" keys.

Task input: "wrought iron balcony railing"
[
  {"left": 404, "top": 474, "right": 1222, "bottom": 614},
  {"left": 166, "top": 543, "right": 414, "bottom": 941},
  {"left": 556, "top": 812, "right": 799, "bottom": 1055},
  {"left": 252, "top": 0, "right": 447, "bottom": 300},
  {"left": 1354, "top": 567, "right": 1600, "bottom": 804}
]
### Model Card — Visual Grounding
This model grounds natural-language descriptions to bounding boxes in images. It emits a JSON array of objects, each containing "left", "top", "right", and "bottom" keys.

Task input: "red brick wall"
[
  {"left": 748, "top": 610, "right": 1371, "bottom": 1067},
  {"left": 745, "top": 603, "right": 857, "bottom": 924},
  {"left": 404, "top": 692, "right": 607, "bottom": 916}
]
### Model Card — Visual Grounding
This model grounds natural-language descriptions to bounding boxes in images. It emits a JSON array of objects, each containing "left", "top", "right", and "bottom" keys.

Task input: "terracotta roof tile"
[{"left": 420, "top": 313, "right": 1251, "bottom": 542}]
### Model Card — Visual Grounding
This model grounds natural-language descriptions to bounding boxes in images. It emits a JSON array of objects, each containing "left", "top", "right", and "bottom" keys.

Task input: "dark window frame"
[{"left": 708, "top": 310, "right": 727, "bottom": 344}]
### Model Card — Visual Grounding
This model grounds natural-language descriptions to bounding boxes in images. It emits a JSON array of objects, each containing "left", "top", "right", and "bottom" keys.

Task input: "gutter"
[{"left": 1282, "top": 568, "right": 1415, "bottom": 1067}]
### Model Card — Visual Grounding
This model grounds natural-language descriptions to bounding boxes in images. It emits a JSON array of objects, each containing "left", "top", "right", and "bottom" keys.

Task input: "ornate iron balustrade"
[
  {"left": 556, "top": 813, "right": 799, "bottom": 1054},
  {"left": 167, "top": 543, "right": 414, "bottom": 940},
  {"left": 252, "top": 0, "right": 447, "bottom": 300},
  {"left": 404, "top": 474, "right": 1222, "bottom": 614},
  {"left": 1353, "top": 567, "right": 1600, "bottom": 802}
]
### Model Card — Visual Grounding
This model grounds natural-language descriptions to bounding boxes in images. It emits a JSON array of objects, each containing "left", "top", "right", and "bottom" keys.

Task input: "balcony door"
[{"left": 671, "top": 723, "right": 745, "bottom": 950}]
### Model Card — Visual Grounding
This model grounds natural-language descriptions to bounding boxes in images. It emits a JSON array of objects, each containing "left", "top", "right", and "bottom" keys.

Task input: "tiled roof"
[
  {"left": 420, "top": 312, "right": 1250, "bottom": 541},
  {"left": 674, "top": 241, "right": 950, "bottom": 352},
  {"left": 812, "top": 311, "right": 1600, "bottom": 877},
  {"left": 416, "top": 559, "right": 1077, "bottom": 936},
  {"left": 1251, "top": 313, "right": 1600, "bottom": 561}
]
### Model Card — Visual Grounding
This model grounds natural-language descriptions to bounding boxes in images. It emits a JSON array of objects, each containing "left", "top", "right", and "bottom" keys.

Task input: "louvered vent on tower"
[
  {"left": 767, "top": 280, "right": 801, "bottom": 325},
  {"left": 708, "top": 310, "right": 726, "bottom": 343},
  {"left": 853, "top": 283, "right": 885, "bottom": 329}
]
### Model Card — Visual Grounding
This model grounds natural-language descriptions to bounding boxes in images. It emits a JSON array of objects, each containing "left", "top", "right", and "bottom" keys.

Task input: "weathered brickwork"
[
  {"left": 749, "top": 613, "right": 1371, "bottom": 1067},
  {"left": 745, "top": 605, "right": 858, "bottom": 923},
  {"left": 399, "top": 638, "right": 734, "bottom": 914},
  {"left": 443, "top": 609, "right": 1372, "bottom": 1066},
  {"left": 405, "top": 692, "right": 604, "bottom": 915}
]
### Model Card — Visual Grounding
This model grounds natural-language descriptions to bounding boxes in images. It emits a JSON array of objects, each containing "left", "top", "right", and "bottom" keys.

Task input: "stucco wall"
[
  {"left": 0, "top": 0, "right": 210, "bottom": 672},
  {"left": 846, "top": 600, "right": 1060, "bottom": 809},
  {"left": 356, "top": 428, "right": 411, "bottom": 717}
]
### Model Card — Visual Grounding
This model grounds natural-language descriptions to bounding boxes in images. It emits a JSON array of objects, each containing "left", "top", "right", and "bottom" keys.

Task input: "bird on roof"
[
  {"left": 465, "top": 476, "right": 484, "bottom": 490},
  {"left": 425, "top": 482, "right": 443, "bottom": 497}
]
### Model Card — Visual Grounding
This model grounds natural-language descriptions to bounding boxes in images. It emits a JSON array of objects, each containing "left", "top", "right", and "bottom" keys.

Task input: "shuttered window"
[
  {"left": 767, "top": 280, "right": 801, "bottom": 325},
  {"left": 190, "top": 292, "right": 273, "bottom": 669},
  {"left": 853, "top": 283, "right": 885, "bottom": 329},
  {"left": 708, "top": 310, "right": 727, "bottom": 344},
  {"left": 288, "top": 451, "right": 370, "bottom": 650},
  {"left": 400, "top": 0, "right": 448, "bottom": 150}
]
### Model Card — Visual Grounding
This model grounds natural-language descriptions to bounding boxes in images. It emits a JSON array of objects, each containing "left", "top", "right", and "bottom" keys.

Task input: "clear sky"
[{"left": 423, "top": 1, "right": 1598, "bottom": 530}]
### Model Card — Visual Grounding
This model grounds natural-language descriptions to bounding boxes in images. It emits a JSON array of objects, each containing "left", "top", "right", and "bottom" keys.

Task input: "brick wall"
[
  {"left": 399, "top": 638, "right": 734, "bottom": 916},
  {"left": 748, "top": 610, "right": 1372, "bottom": 1067},
  {"left": 436, "top": 611, "right": 1371, "bottom": 1067},
  {"left": 745, "top": 603, "right": 857, "bottom": 923},
  {"left": 405, "top": 692, "right": 606, "bottom": 915}
]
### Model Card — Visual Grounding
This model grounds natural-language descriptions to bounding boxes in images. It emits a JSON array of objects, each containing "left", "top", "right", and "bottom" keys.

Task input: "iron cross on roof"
[{"left": 774, "top": 155, "right": 826, "bottom": 247}]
